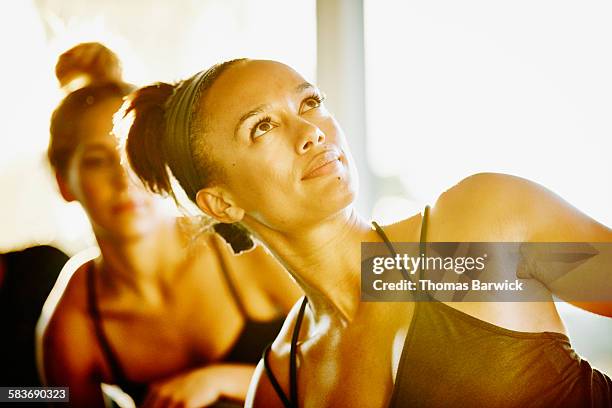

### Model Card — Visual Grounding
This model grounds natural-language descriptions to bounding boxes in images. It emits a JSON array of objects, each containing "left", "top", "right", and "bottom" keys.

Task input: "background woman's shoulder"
[{"left": 36, "top": 248, "right": 101, "bottom": 360}]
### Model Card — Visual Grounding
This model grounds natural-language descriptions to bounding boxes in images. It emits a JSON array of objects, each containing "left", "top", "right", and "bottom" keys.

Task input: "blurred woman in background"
[{"left": 37, "top": 43, "right": 301, "bottom": 408}]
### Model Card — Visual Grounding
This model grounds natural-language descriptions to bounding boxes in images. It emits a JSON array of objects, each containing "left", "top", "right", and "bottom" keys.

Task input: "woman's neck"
[
  {"left": 247, "top": 207, "right": 382, "bottom": 325},
  {"left": 93, "top": 216, "right": 184, "bottom": 300}
]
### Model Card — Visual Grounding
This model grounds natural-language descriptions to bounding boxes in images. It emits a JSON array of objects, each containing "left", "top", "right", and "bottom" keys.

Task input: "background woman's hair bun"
[
  {"left": 49, "top": 42, "right": 133, "bottom": 175},
  {"left": 55, "top": 42, "right": 123, "bottom": 91}
]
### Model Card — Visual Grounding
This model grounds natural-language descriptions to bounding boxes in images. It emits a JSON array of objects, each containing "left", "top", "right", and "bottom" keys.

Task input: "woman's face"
[
  {"left": 63, "top": 97, "right": 160, "bottom": 240},
  {"left": 199, "top": 60, "right": 359, "bottom": 230}
]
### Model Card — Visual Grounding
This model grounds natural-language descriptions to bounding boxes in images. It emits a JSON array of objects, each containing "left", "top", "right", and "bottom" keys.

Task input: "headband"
[{"left": 164, "top": 70, "right": 207, "bottom": 200}]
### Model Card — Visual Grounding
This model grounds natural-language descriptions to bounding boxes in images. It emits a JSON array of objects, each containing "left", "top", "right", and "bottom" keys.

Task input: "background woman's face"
[
  {"left": 65, "top": 97, "right": 159, "bottom": 239},
  {"left": 199, "top": 60, "right": 359, "bottom": 230}
]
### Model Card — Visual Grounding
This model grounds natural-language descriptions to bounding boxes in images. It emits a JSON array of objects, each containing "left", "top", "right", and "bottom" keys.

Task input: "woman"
[
  {"left": 122, "top": 58, "right": 612, "bottom": 407},
  {"left": 37, "top": 44, "right": 302, "bottom": 408}
]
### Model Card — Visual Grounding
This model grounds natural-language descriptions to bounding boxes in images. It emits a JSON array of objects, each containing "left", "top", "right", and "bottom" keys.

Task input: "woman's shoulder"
[
  {"left": 37, "top": 248, "right": 100, "bottom": 346},
  {"left": 270, "top": 296, "right": 311, "bottom": 354},
  {"left": 388, "top": 173, "right": 551, "bottom": 242},
  {"left": 54, "top": 250, "right": 100, "bottom": 309},
  {"left": 385, "top": 173, "right": 520, "bottom": 238},
  {"left": 36, "top": 249, "right": 104, "bottom": 383},
  {"left": 435, "top": 172, "right": 541, "bottom": 209},
  {"left": 245, "top": 296, "right": 311, "bottom": 408},
  {"left": 428, "top": 172, "right": 548, "bottom": 241}
]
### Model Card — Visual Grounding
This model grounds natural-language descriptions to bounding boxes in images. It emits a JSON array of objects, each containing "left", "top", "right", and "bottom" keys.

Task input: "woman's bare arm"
[
  {"left": 142, "top": 363, "right": 255, "bottom": 407},
  {"left": 433, "top": 172, "right": 612, "bottom": 316},
  {"left": 39, "top": 307, "right": 105, "bottom": 407},
  {"left": 505, "top": 174, "right": 612, "bottom": 315},
  {"left": 36, "top": 265, "right": 106, "bottom": 408}
]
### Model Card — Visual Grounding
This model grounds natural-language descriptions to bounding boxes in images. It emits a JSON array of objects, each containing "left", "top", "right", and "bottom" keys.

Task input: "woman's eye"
[
  {"left": 82, "top": 157, "right": 107, "bottom": 167},
  {"left": 301, "top": 94, "right": 325, "bottom": 113},
  {"left": 82, "top": 155, "right": 117, "bottom": 168},
  {"left": 251, "top": 117, "right": 277, "bottom": 139}
]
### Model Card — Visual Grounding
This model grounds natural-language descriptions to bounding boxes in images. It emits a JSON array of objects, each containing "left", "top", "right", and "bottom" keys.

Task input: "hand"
[{"left": 140, "top": 366, "right": 222, "bottom": 408}]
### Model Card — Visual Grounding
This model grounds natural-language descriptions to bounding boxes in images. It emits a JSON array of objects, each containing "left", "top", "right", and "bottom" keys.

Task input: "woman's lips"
[
  {"left": 302, "top": 150, "right": 343, "bottom": 180},
  {"left": 111, "top": 200, "right": 145, "bottom": 214}
]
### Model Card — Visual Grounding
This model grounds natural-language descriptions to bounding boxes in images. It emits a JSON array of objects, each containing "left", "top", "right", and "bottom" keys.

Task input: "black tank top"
[
  {"left": 264, "top": 206, "right": 612, "bottom": 407},
  {"left": 86, "top": 250, "right": 286, "bottom": 407}
]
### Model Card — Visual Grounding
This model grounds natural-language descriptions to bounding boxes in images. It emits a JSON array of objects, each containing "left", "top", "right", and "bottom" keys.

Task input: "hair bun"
[{"left": 55, "top": 42, "right": 123, "bottom": 91}]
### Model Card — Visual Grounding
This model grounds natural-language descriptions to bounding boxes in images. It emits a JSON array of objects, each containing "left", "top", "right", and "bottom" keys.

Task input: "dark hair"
[
  {"left": 48, "top": 42, "right": 134, "bottom": 175},
  {"left": 123, "top": 59, "right": 254, "bottom": 253}
]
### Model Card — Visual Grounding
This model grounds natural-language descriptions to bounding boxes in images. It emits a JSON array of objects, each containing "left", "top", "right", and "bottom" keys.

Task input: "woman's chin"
[
  {"left": 296, "top": 191, "right": 357, "bottom": 227},
  {"left": 329, "top": 176, "right": 358, "bottom": 210},
  {"left": 93, "top": 218, "right": 158, "bottom": 242}
]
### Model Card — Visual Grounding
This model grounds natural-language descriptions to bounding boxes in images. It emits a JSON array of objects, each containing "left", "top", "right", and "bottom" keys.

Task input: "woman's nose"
[
  {"left": 111, "top": 164, "right": 130, "bottom": 191},
  {"left": 296, "top": 119, "right": 326, "bottom": 154}
]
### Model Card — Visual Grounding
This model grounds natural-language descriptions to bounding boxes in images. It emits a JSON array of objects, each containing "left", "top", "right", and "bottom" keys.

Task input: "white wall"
[{"left": 365, "top": 0, "right": 612, "bottom": 228}]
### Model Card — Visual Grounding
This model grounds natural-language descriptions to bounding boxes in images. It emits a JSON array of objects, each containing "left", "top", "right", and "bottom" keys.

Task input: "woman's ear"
[
  {"left": 55, "top": 173, "right": 76, "bottom": 202},
  {"left": 196, "top": 188, "right": 245, "bottom": 223}
]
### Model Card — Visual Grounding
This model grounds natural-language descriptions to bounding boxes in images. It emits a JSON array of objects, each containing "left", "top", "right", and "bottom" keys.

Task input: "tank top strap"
[
  {"left": 263, "top": 296, "right": 308, "bottom": 408},
  {"left": 263, "top": 345, "right": 293, "bottom": 407},
  {"left": 289, "top": 296, "right": 307, "bottom": 405},
  {"left": 86, "top": 262, "right": 130, "bottom": 385},
  {"left": 210, "top": 237, "right": 249, "bottom": 318},
  {"left": 418, "top": 205, "right": 431, "bottom": 282},
  {"left": 372, "top": 205, "right": 432, "bottom": 300},
  {"left": 419, "top": 205, "right": 430, "bottom": 258}
]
